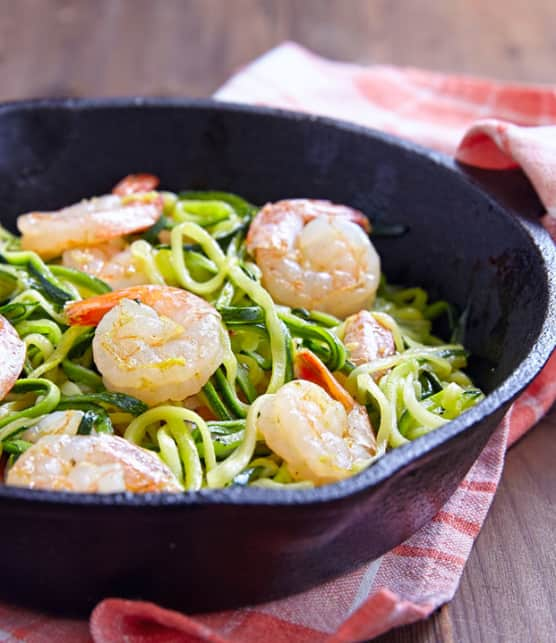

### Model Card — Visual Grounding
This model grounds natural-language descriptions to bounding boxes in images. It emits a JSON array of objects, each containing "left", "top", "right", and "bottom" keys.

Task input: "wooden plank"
[
  {"left": 375, "top": 408, "right": 555, "bottom": 642},
  {"left": 449, "top": 409, "right": 556, "bottom": 642},
  {"left": 1, "top": 0, "right": 555, "bottom": 102}
]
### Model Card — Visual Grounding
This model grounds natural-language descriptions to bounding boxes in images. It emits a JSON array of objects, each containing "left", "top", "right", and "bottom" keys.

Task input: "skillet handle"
[{"left": 455, "top": 163, "right": 546, "bottom": 222}]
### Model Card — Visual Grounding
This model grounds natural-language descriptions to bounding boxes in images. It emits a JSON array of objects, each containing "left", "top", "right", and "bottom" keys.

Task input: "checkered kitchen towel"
[{"left": 3, "top": 43, "right": 556, "bottom": 642}]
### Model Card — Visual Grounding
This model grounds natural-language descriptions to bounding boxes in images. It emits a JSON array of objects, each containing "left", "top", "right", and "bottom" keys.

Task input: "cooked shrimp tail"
[
  {"left": 112, "top": 173, "right": 160, "bottom": 196},
  {"left": 294, "top": 348, "right": 354, "bottom": 411},
  {"left": 65, "top": 284, "right": 171, "bottom": 326}
]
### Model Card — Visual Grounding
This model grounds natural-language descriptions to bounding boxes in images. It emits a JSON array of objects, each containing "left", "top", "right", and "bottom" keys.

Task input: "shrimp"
[
  {"left": 65, "top": 285, "right": 227, "bottom": 406},
  {"left": 17, "top": 183, "right": 162, "bottom": 261},
  {"left": 343, "top": 310, "right": 396, "bottom": 366},
  {"left": 246, "top": 199, "right": 380, "bottom": 319},
  {"left": 20, "top": 410, "right": 84, "bottom": 443},
  {"left": 62, "top": 239, "right": 148, "bottom": 290},
  {"left": 6, "top": 434, "right": 182, "bottom": 493},
  {"left": 0, "top": 314, "right": 25, "bottom": 401},
  {"left": 112, "top": 173, "right": 160, "bottom": 196},
  {"left": 256, "top": 380, "right": 376, "bottom": 486},
  {"left": 289, "top": 348, "right": 377, "bottom": 483}
]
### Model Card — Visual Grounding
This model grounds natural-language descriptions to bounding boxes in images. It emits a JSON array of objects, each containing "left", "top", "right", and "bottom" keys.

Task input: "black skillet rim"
[{"left": 0, "top": 97, "right": 554, "bottom": 508}]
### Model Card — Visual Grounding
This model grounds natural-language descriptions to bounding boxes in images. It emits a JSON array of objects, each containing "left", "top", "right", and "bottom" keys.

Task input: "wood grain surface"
[{"left": 0, "top": 1, "right": 554, "bottom": 641}]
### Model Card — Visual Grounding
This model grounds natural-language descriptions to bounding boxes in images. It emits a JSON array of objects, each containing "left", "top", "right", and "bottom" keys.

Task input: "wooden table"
[{"left": 0, "top": 1, "right": 554, "bottom": 640}]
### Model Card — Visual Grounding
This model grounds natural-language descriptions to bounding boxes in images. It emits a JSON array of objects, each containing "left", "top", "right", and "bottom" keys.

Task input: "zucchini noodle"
[
  {"left": 357, "top": 373, "right": 404, "bottom": 451},
  {"left": 28, "top": 326, "right": 92, "bottom": 379},
  {"left": 0, "top": 189, "right": 484, "bottom": 493},
  {"left": 170, "top": 222, "right": 228, "bottom": 295},
  {"left": 130, "top": 240, "right": 166, "bottom": 286},
  {"left": 206, "top": 394, "right": 266, "bottom": 488},
  {"left": 0, "top": 379, "right": 60, "bottom": 438},
  {"left": 402, "top": 373, "right": 449, "bottom": 430},
  {"left": 5, "top": 289, "right": 67, "bottom": 324},
  {"left": 125, "top": 405, "right": 215, "bottom": 475}
]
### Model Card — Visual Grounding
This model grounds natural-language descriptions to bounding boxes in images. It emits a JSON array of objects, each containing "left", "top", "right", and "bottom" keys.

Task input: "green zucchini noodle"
[{"left": 0, "top": 187, "right": 484, "bottom": 492}]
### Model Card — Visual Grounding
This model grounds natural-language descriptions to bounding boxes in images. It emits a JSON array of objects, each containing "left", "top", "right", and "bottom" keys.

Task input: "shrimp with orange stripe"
[
  {"left": 253, "top": 349, "right": 377, "bottom": 485},
  {"left": 65, "top": 285, "right": 227, "bottom": 406},
  {"left": 17, "top": 173, "right": 163, "bottom": 289}
]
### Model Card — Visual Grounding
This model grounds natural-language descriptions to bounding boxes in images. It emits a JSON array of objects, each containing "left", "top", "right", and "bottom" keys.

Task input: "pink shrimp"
[
  {"left": 255, "top": 373, "right": 376, "bottom": 485},
  {"left": 17, "top": 176, "right": 163, "bottom": 260},
  {"left": 250, "top": 347, "right": 379, "bottom": 485},
  {"left": 6, "top": 434, "right": 182, "bottom": 493},
  {"left": 246, "top": 199, "right": 380, "bottom": 318},
  {"left": 65, "top": 285, "right": 226, "bottom": 406},
  {"left": 343, "top": 310, "right": 396, "bottom": 367},
  {"left": 62, "top": 239, "right": 149, "bottom": 290}
]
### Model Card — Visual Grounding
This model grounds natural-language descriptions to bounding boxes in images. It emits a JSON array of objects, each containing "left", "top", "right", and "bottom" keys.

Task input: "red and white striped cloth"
[{"left": 3, "top": 43, "right": 556, "bottom": 642}]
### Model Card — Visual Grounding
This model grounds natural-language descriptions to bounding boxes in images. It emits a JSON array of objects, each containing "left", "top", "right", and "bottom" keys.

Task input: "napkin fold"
[{"left": 3, "top": 43, "right": 555, "bottom": 643}]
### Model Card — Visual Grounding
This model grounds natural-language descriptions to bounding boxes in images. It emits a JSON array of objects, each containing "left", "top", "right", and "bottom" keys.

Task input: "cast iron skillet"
[{"left": 0, "top": 99, "right": 554, "bottom": 615}]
